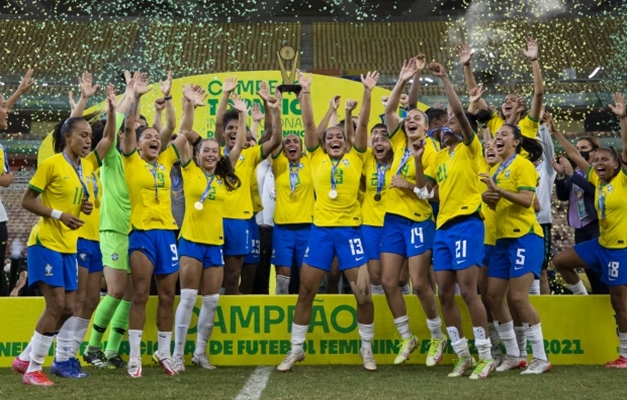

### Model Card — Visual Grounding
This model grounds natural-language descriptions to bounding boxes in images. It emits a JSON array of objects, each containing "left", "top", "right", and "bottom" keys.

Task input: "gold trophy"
[{"left": 277, "top": 45, "right": 302, "bottom": 95}]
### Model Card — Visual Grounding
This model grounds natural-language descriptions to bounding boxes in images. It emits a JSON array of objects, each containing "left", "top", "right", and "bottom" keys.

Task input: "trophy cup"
[{"left": 277, "top": 45, "right": 302, "bottom": 95}]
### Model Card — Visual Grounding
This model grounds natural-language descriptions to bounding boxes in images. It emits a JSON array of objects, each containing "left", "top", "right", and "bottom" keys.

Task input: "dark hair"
[
  {"left": 338, "top": 119, "right": 357, "bottom": 132},
  {"left": 139, "top": 115, "right": 147, "bottom": 124},
  {"left": 52, "top": 117, "right": 87, "bottom": 153},
  {"left": 425, "top": 108, "right": 447, "bottom": 127},
  {"left": 464, "top": 111, "right": 478, "bottom": 133},
  {"left": 577, "top": 135, "right": 600, "bottom": 150},
  {"left": 322, "top": 125, "right": 346, "bottom": 145},
  {"left": 370, "top": 123, "right": 387, "bottom": 134},
  {"left": 400, "top": 109, "right": 429, "bottom": 136},
  {"left": 197, "top": 139, "right": 241, "bottom": 191},
  {"left": 504, "top": 123, "right": 542, "bottom": 163},
  {"left": 475, "top": 108, "right": 493, "bottom": 124},
  {"left": 222, "top": 109, "right": 240, "bottom": 132},
  {"left": 135, "top": 125, "right": 156, "bottom": 142}
]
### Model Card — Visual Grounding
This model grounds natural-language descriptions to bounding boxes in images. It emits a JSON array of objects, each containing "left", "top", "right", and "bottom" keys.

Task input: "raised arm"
[
  {"left": 468, "top": 83, "right": 486, "bottom": 114},
  {"left": 407, "top": 54, "right": 426, "bottom": 110},
  {"left": 522, "top": 37, "right": 544, "bottom": 121},
  {"left": 177, "top": 84, "right": 206, "bottom": 165},
  {"left": 608, "top": 92, "right": 627, "bottom": 162},
  {"left": 297, "top": 71, "right": 318, "bottom": 151},
  {"left": 354, "top": 71, "right": 379, "bottom": 152},
  {"left": 115, "top": 71, "right": 134, "bottom": 115},
  {"left": 121, "top": 73, "right": 151, "bottom": 155},
  {"left": 6, "top": 69, "right": 35, "bottom": 111},
  {"left": 153, "top": 97, "right": 165, "bottom": 132},
  {"left": 316, "top": 95, "right": 340, "bottom": 142},
  {"left": 250, "top": 103, "right": 264, "bottom": 141},
  {"left": 93, "top": 85, "right": 119, "bottom": 161},
  {"left": 215, "top": 76, "right": 238, "bottom": 146},
  {"left": 427, "top": 62, "right": 474, "bottom": 143},
  {"left": 261, "top": 90, "right": 283, "bottom": 158},
  {"left": 538, "top": 111, "right": 555, "bottom": 175},
  {"left": 71, "top": 71, "right": 99, "bottom": 118},
  {"left": 158, "top": 71, "right": 176, "bottom": 151},
  {"left": 386, "top": 58, "right": 417, "bottom": 134},
  {"left": 257, "top": 81, "right": 273, "bottom": 139},
  {"left": 546, "top": 112, "right": 590, "bottom": 173},
  {"left": 456, "top": 43, "right": 488, "bottom": 110},
  {"left": 227, "top": 93, "right": 248, "bottom": 165},
  {"left": 344, "top": 99, "right": 357, "bottom": 149}
]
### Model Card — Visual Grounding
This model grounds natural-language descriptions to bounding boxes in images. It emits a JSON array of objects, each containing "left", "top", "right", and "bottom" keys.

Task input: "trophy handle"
[{"left": 277, "top": 51, "right": 290, "bottom": 84}]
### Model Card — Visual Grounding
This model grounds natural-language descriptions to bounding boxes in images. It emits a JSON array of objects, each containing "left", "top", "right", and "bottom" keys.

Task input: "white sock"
[
  {"left": 19, "top": 336, "right": 34, "bottom": 362},
  {"left": 446, "top": 326, "right": 461, "bottom": 342},
  {"left": 487, "top": 322, "right": 501, "bottom": 351},
  {"left": 393, "top": 315, "right": 412, "bottom": 339},
  {"left": 473, "top": 327, "right": 492, "bottom": 360},
  {"left": 195, "top": 294, "right": 219, "bottom": 357},
  {"left": 619, "top": 332, "right": 627, "bottom": 358},
  {"left": 174, "top": 289, "right": 198, "bottom": 357},
  {"left": 565, "top": 281, "right": 588, "bottom": 295},
  {"left": 129, "top": 329, "right": 143, "bottom": 358},
  {"left": 525, "top": 323, "right": 548, "bottom": 361},
  {"left": 291, "top": 323, "right": 308, "bottom": 353},
  {"left": 427, "top": 317, "right": 445, "bottom": 339},
  {"left": 400, "top": 283, "right": 411, "bottom": 295},
  {"left": 157, "top": 331, "right": 172, "bottom": 358},
  {"left": 515, "top": 326, "right": 528, "bottom": 358},
  {"left": 358, "top": 323, "right": 374, "bottom": 351},
  {"left": 27, "top": 332, "right": 54, "bottom": 374},
  {"left": 454, "top": 283, "right": 461, "bottom": 295},
  {"left": 494, "top": 320, "right": 519, "bottom": 357},
  {"left": 71, "top": 317, "right": 91, "bottom": 358},
  {"left": 276, "top": 275, "right": 290, "bottom": 295},
  {"left": 529, "top": 279, "right": 540, "bottom": 295},
  {"left": 370, "top": 284, "right": 385, "bottom": 295},
  {"left": 55, "top": 317, "right": 77, "bottom": 362},
  {"left": 451, "top": 337, "right": 471, "bottom": 358}
]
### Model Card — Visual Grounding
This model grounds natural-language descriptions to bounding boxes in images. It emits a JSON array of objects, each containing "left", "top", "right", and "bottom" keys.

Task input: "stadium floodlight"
[{"left": 588, "top": 67, "right": 601, "bottom": 79}]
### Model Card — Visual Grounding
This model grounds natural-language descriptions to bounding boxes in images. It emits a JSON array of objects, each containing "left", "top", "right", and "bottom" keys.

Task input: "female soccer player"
[
  {"left": 277, "top": 71, "right": 376, "bottom": 372},
  {"left": 15, "top": 85, "right": 117, "bottom": 386},
  {"left": 381, "top": 56, "right": 446, "bottom": 366},
  {"left": 414, "top": 62, "right": 494, "bottom": 379},
  {"left": 171, "top": 88, "right": 248, "bottom": 370},
  {"left": 551, "top": 94, "right": 627, "bottom": 368},
  {"left": 480, "top": 122, "right": 549, "bottom": 374},
  {"left": 121, "top": 75, "right": 196, "bottom": 378}
]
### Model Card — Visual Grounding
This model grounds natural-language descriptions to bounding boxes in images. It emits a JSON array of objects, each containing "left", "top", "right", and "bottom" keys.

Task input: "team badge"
[
  {"left": 505, "top": 170, "right": 511, "bottom": 178},
  {"left": 112, "top": 253, "right": 119, "bottom": 261},
  {"left": 44, "top": 264, "right": 53, "bottom": 276},
  {"left": 343, "top": 159, "right": 350, "bottom": 166}
]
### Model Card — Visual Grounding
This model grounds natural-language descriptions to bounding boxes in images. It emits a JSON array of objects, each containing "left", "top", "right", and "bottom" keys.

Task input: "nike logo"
[
  {"left": 171, "top": 263, "right": 178, "bottom": 267},
  {"left": 457, "top": 260, "right": 466, "bottom": 265},
  {"left": 514, "top": 265, "right": 524, "bottom": 271},
  {"left": 356, "top": 257, "right": 364, "bottom": 261},
  {"left": 414, "top": 244, "right": 424, "bottom": 249}
]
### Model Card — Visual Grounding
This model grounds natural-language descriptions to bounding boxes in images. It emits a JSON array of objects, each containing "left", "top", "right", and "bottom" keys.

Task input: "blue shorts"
[
  {"left": 27, "top": 245, "right": 78, "bottom": 291},
  {"left": 179, "top": 238, "right": 224, "bottom": 268},
  {"left": 574, "top": 239, "right": 627, "bottom": 286},
  {"left": 244, "top": 218, "right": 260, "bottom": 264},
  {"left": 272, "top": 223, "right": 311, "bottom": 268},
  {"left": 483, "top": 244, "right": 495, "bottom": 268},
  {"left": 488, "top": 234, "right": 543, "bottom": 280},
  {"left": 77, "top": 238, "right": 104, "bottom": 273},
  {"left": 129, "top": 230, "right": 179, "bottom": 275},
  {"left": 223, "top": 218, "right": 251, "bottom": 257},
  {"left": 429, "top": 201, "right": 440, "bottom": 222},
  {"left": 433, "top": 216, "right": 484, "bottom": 272},
  {"left": 380, "top": 213, "right": 435, "bottom": 258},
  {"left": 362, "top": 225, "right": 383, "bottom": 261},
  {"left": 303, "top": 226, "right": 367, "bottom": 271}
]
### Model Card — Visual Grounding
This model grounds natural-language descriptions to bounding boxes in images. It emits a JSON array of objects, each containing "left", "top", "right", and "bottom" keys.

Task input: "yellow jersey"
[
  {"left": 272, "top": 150, "right": 314, "bottom": 225},
  {"left": 424, "top": 134, "right": 483, "bottom": 229},
  {"left": 28, "top": 152, "right": 100, "bottom": 253},
  {"left": 78, "top": 170, "right": 102, "bottom": 242},
  {"left": 123, "top": 146, "right": 179, "bottom": 231},
  {"left": 386, "top": 126, "right": 433, "bottom": 222},
  {"left": 309, "top": 146, "right": 366, "bottom": 227},
  {"left": 478, "top": 157, "right": 497, "bottom": 246},
  {"left": 180, "top": 160, "right": 227, "bottom": 245},
  {"left": 223, "top": 145, "right": 264, "bottom": 220},
  {"left": 487, "top": 114, "right": 540, "bottom": 160},
  {"left": 490, "top": 155, "right": 543, "bottom": 239},
  {"left": 587, "top": 167, "right": 627, "bottom": 249},
  {"left": 361, "top": 148, "right": 392, "bottom": 227},
  {"left": 251, "top": 166, "right": 263, "bottom": 214}
]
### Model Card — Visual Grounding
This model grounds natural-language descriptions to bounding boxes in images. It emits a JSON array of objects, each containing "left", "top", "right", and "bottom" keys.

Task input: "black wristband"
[
  {"left": 529, "top": 58, "right": 538, "bottom": 62},
  {"left": 164, "top": 96, "right": 173, "bottom": 101}
]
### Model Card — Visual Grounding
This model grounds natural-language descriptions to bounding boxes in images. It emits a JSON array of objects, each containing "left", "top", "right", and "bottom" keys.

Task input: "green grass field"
[{"left": 1, "top": 364, "right": 626, "bottom": 400}]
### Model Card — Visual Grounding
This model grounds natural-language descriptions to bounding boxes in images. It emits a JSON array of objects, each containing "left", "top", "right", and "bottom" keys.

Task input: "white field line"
[{"left": 234, "top": 366, "right": 273, "bottom": 400}]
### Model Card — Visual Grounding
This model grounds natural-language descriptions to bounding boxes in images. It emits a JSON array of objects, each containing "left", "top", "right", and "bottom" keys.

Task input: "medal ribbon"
[
  {"left": 148, "top": 162, "right": 160, "bottom": 200},
  {"left": 330, "top": 158, "right": 341, "bottom": 191},
  {"left": 492, "top": 154, "right": 517, "bottom": 182},
  {"left": 598, "top": 184, "right": 607, "bottom": 220},
  {"left": 91, "top": 172, "right": 99, "bottom": 201},
  {"left": 199, "top": 173, "right": 216, "bottom": 205},
  {"left": 63, "top": 152, "right": 89, "bottom": 200},
  {"left": 289, "top": 163, "right": 301, "bottom": 194},
  {"left": 376, "top": 162, "right": 388, "bottom": 195},
  {"left": 395, "top": 148, "right": 412, "bottom": 176}
]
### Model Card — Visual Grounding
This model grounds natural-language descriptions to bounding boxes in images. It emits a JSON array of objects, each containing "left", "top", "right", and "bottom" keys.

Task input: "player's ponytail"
[
  {"left": 52, "top": 117, "right": 88, "bottom": 154},
  {"left": 504, "top": 123, "right": 543, "bottom": 163},
  {"left": 216, "top": 156, "right": 241, "bottom": 191}
]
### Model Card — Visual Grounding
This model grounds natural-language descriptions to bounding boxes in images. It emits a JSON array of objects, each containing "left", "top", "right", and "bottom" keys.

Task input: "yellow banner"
[{"left": 0, "top": 295, "right": 618, "bottom": 366}]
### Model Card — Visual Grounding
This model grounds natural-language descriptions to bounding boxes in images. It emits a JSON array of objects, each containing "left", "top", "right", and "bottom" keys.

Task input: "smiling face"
[
  {"left": 371, "top": 132, "right": 392, "bottom": 162},
  {"left": 494, "top": 125, "right": 519, "bottom": 158},
  {"left": 197, "top": 140, "right": 220, "bottom": 173},
  {"left": 282, "top": 134, "right": 303, "bottom": 163},
  {"left": 66, "top": 119, "right": 93, "bottom": 158},
  {"left": 137, "top": 127, "right": 161, "bottom": 162},
  {"left": 224, "top": 119, "right": 239, "bottom": 149},
  {"left": 323, "top": 127, "right": 346, "bottom": 158},
  {"left": 484, "top": 139, "right": 501, "bottom": 167},
  {"left": 0, "top": 96, "right": 8, "bottom": 130},
  {"left": 501, "top": 94, "right": 520, "bottom": 118},
  {"left": 403, "top": 109, "right": 428, "bottom": 141},
  {"left": 593, "top": 149, "right": 619, "bottom": 182}
]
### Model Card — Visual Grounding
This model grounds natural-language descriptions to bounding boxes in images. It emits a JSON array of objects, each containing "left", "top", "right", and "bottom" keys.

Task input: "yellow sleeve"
[
  {"left": 519, "top": 115, "right": 540, "bottom": 139},
  {"left": 463, "top": 133, "right": 483, "bottom": 159},
  {"left": 84, "top": 151, "right": 101, "bottom": 171},
  {"left": 0, "top": 148, "right": 5, "bottom": 175},
  {"left": 163, "top": 144, "right": 181, "bottom": 166},
  {"left": 29, "top": 159, "right": 53, "bottom": 193},
  {"left": 389, "top": 124, "right": 405, "bottom": 148},
  {"left": 586, "top": 165, "right": 599, "bottom": 186},
  {"left": 487, "top": 114, "right": 505, "bottom": 136},
  {"left": 516, "top": 159, "right": 539, "bottom": 192},
  {"left": 424, "top": 163, "right": 436, "bottom": 182}
]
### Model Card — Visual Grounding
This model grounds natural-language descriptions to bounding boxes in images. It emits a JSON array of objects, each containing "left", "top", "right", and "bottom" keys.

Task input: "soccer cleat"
[
  {"left": 83, "top": 349, "right": 108, "bottom": 369},
  {"left": 277, "top": 350, "right": 305, "bottom": 372},
  {"left": 492, "top": 348, "right": 505, "bottom": 368},
  {"left": 50, "top": 358, "right": 88, "bottom": 378},
  {"left": 469, "top": 359, "right": 495, "bottom": 380},
  {"left": 447, "top": 357, "right": 475, "bottom": 377},
  {"left": 12, "top": 357, "right": 28, "bottom": 374},
  {"left": 496, "top": 356, "right": 527, "bottom": 372},
  {"left": 192, "top": 354, "right": 216, "bottom": 370},
  {"left": 425, "top": 337, "right": 447, "bottom": 367},
  {"left": 394, "top": 335, "right": 417, "bottom": 365},
  {"left": 173, "top": 355, "right": 185, "bottom": 372},
  {"left": 127, "top": 355, "right": 143, "bottom": 378},
  {"left": 70, "top": 358, "right": 90, "bottom": 378},
  {"left": 520, "top": 358, "right": 552, "bottom": 374},
  {"left": 152, "top": 351, "right": 178, "bottom": 375},
  {"left": 606, "top": 356, "right": 627, "bottom": 368},
  {"left": 106, "top": 355, "right": 127, "bottom": 369},
  {"left": 22, "top": 370, "right": 54, "bottom": 386},
  {"left": 359, "top": 348, "right": 377, "bottom": 371}
]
